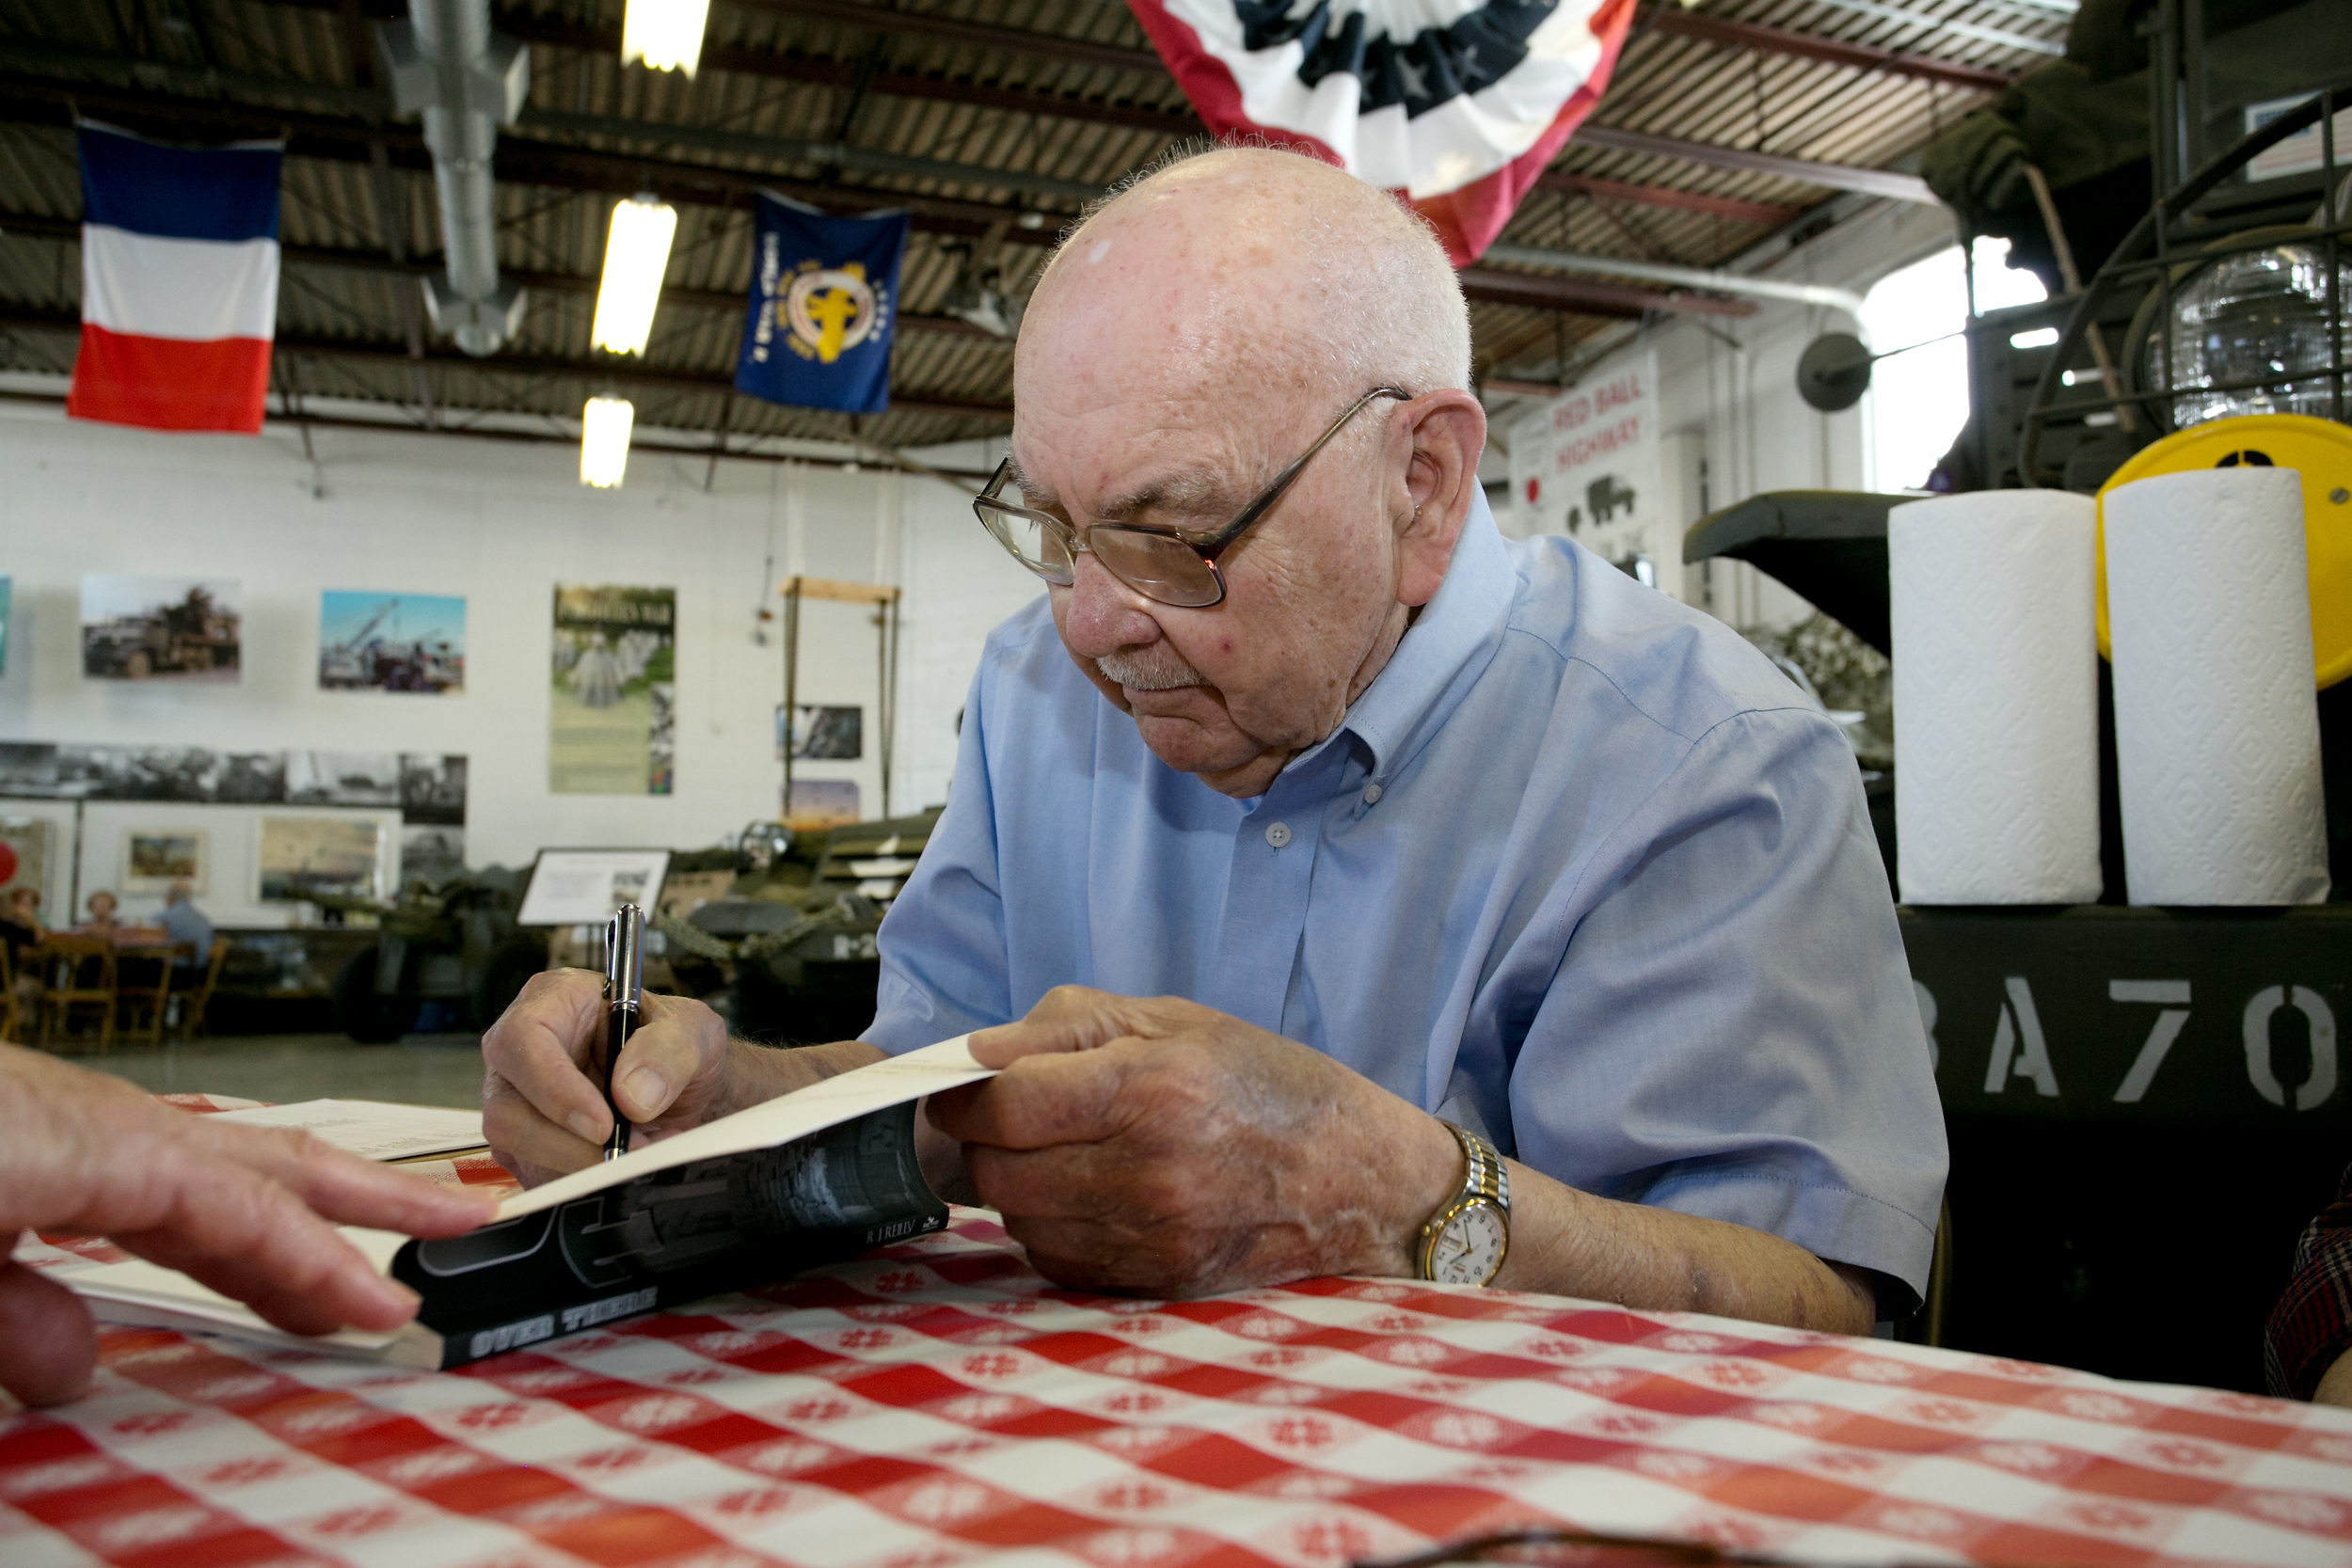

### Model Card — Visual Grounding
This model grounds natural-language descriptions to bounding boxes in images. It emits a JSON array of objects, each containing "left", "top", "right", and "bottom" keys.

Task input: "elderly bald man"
[{"left": 484, "top": 148, "right": 1945, "bottom": 1334}]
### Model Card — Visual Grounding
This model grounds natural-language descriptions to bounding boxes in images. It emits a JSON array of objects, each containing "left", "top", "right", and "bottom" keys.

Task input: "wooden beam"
[
  {"left": 781, "top": 576, "right": 902, "bottom": 605},
  {"left": 1535, "top": 172, "right": 1801, "bottom": 228},
  {"left": 1571, "top": 125, "right": 1942, "bottom": 205},
  {"left": 0, "top": 209, "right": 1014, "bottom": 341},
  {"left": 1643, "top": 7, "right": 2017, "bottom": 92},
  {"left": 0, "top": 305, "right": 1012, "bottom": 420},
  {"left": 1458, "top": 267, "right": 1756, "bottom": 319}
]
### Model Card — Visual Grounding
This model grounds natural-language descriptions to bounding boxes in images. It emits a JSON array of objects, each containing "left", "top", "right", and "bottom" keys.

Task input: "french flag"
[{"left": 66, "top": 122, "right": 283, "bottom": 435}]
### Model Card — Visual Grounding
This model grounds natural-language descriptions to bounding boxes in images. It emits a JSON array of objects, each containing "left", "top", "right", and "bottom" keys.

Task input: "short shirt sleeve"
[{"left": 1508, "top": 705, "right": 1947, "bottom": 1306}]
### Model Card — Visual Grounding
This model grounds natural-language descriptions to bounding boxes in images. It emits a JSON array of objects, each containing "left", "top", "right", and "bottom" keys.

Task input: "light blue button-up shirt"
[{"left": 866, "top": 493, "right": 1947, "bottom": 1301}]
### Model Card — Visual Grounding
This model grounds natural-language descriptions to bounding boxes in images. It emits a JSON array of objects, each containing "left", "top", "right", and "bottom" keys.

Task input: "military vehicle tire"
[
  {"left": 333, "top": 945, "right": 414, "bottom": 1044},
  {"left": 471, "top": 937, "right": 547, "bottom": 1030}
]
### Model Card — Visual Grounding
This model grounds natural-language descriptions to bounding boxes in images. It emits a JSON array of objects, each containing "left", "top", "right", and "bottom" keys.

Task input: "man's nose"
[{"left": 1059, "top": 550, "right": 1166, "bottom": 657}]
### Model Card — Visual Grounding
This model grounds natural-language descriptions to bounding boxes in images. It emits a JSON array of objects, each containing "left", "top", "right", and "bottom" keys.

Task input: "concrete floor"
[{"left": 86, "top": 1033, "right": 489, "bottom": 1110}]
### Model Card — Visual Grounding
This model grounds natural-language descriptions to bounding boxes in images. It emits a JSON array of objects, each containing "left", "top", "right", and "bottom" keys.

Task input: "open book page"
[
  {"left": 495, "top": 1035, "right": 993, "bottom": 1222},
  {"left": 208, "top": 1101, "right": 488, "bottom": 1161},
  {"left": 59, "top": 1228, "right": 422, "bottom": 1355}
]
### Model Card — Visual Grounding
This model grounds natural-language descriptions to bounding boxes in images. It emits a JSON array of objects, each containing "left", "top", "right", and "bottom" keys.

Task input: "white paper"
[
  {"left": 517, "top": 848, "right": 673, "bottom": 926},
  {"left": 2105, "top": 467, "right": 2329, "bottom": 905},
  {"left": 1891, "top": 490, "right": 2103, "bottom": 903},
  {"left": 496, "top": 1036, "right": 993, "bottom": 1221},
  {"left": 209, "top": 1100, "right": 487, "bottom": 1161},
  {"left": 59, "top": 1228, "right": 416, "bottom": 1354}
]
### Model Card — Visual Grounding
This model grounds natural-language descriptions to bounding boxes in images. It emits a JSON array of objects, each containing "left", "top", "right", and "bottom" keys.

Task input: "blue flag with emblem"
[{"left": 734, "top": 193, "right": 907, "bottom": 415}]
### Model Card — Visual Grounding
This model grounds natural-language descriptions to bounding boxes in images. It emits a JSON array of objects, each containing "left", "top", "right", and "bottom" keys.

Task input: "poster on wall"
[
  {"left": 287, "top": 752, "right": 402, "bottom": 808},
  {"left": 0, "top": 744, "right": 464, "bottom": 820},
  {"left": 778, "top": 705, "right": 863, "bottom": 760},
  {"left": 1507, "top": 350, "right": 1673, "bottom": 594},
  {"left": 550, "top": 585, "right": 675, "bottom": 796},
  {"left": 399, "top": 825, "right": 466, "bottom": 888},
  {"left": 81, "top": 576, "right": 241, "bottom": 682},
  {"left": 0, "top": 818, "right": 52, "bottom": 911},
  {"left": 786, "top": 779, "right": 860, "bottom": 829},
  {"left": 319, "top": 591, "right": 466, "bottom": 693},
  {"left": 255, "top": 815, "right": 388, "bottom": 903},
  {"left": 120, "top": 829, "right": 207, "bottom": 895},
  {"left": 399, "top": 754, "right": 468, "bottom": 825}
]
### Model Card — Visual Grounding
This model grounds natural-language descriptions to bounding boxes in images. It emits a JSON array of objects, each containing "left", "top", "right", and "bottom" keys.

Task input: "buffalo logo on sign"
[{"left": 735, "top": 192, "right": 906, "bottom": 416}]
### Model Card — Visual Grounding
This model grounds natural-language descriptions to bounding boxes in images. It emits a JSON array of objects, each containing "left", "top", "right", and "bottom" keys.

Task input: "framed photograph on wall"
[
  {"left": 254, "top": 815, "right": 389, "bottom": 904},
  {"left": 81, "top": 576, "right": 242, "bottom": 683},
  {"left": 120, "top": 829, "right": 207, "bottom": 895},
  {"left": 0, "top": 817, "right": 53, "bottom": 911}
]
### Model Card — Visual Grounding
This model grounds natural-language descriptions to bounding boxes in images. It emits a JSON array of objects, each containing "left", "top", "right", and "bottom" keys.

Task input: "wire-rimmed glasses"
[{"left": 972, "top": 386, "right": 1408, "bottom": 609}]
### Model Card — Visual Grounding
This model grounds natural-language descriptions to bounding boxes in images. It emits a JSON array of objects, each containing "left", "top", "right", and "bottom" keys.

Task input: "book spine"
[{"left": 397, "top": 1101, "right": 946, "bottom": 1367}]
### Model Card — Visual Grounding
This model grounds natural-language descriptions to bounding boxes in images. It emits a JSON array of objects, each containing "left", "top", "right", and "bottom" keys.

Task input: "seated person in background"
[
  {"left": 157, "top": 880, "right": 215, "bottom": 978},
  {"left": 482, "top": 147, "right": 1945, "bottom": 1333},
  {"left": 77, "top": 889, "right": 119, "bottom": 934},
  {"left": 0, "top": 1042, "right": 494, "bottom": 1406},
  {"left": 2267, "top": 1165, "right": 2352, "bottom": 1403},
  {"left": 0, "top": 886, "right": 40, "bottom": 967}
]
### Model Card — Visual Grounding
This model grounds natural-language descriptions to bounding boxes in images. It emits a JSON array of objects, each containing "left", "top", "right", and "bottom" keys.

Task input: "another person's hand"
[
  {"left": 480, "top": 969, "right": 877, "bottom": 1185},
  {"left": 0, "top": 1044, "right": 496, "bottom": 1408},
  {"left": 925, "top": 987, "right": 1457, "bottom": 1297}
]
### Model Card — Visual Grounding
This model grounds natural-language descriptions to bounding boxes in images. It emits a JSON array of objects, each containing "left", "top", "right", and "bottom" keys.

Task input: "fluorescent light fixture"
[
  {"left": 580, "top": 395, "right": 635, "bottom": 488},
  {"left": 591, "top": 197, "right": 678, "bottom": 356},
  {"left": 622, "top": 0, "right": 710, "bottom": 75}
]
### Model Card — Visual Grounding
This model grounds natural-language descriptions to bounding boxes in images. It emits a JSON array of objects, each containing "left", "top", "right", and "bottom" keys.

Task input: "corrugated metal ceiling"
[{"left": 0, "top": 0, "right": 2060, "bottom": 451}]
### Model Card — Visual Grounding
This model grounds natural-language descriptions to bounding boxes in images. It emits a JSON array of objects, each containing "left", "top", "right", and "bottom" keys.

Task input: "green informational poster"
[{"left": 550, "top": 585, "right": 675, "bottom": 796}]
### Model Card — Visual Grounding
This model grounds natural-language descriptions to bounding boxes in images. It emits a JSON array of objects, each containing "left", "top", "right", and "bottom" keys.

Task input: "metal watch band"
[{"left": 1416, "top": 1121, "right": 1511, "bottom": 1283}]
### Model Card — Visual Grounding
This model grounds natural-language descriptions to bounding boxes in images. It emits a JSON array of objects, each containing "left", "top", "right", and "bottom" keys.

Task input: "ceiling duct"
[{"left": 376, "top": 0, "right": 528, "bottom": 356}]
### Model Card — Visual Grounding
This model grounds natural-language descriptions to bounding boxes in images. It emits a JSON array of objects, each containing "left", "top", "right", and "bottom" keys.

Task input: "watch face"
[{"left": 1428, "top": 1201, "right": 1507, "bottom": 1286}]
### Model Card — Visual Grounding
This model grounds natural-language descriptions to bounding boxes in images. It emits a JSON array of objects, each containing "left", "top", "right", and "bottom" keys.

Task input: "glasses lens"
[
  {"left": 977, "top": 499, "right": 1074, "bottom": 584},
  {"left": 1092, "top": 528, "right": 1222, "bottom": 608}
]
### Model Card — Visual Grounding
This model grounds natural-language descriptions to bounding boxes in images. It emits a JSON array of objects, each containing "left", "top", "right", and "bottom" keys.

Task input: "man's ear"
[{"left": 1395, "top": 391, "right": 1488, "bottom": 609}]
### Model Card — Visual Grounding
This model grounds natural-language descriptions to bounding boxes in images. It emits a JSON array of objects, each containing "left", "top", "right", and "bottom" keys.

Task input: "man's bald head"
[
  {"left": 1018, "top": 146, "right": 1470, "bottom": 416},
  {"left": 1006, "top": 143, "right": 1486, "bottom": 800}
]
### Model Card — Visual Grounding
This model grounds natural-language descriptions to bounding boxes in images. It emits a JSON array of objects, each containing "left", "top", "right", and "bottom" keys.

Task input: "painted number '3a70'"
[{"left": 1913, "top": 977, "right": 2339, "bottom": 1107}]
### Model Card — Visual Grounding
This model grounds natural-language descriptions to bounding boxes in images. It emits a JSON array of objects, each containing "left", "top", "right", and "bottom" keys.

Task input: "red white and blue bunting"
[{"left": 1127, "top": 0, "right": 1635, "bottom": 263}]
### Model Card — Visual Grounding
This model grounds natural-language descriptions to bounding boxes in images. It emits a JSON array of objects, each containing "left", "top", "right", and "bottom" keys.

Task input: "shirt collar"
[{"left": 1331, "top": 485, "right": 1518, "bottom": 783}]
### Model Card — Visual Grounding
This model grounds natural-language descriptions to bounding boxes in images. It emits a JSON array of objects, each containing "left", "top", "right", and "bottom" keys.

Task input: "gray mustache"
[{"left": 1095, "top": 646, "right": 1206, "bottom": 690}]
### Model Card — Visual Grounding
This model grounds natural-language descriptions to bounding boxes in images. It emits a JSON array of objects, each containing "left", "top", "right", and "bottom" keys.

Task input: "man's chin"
[{"left": 1129, "top": 710, "right": 1260, "bottom": 777}]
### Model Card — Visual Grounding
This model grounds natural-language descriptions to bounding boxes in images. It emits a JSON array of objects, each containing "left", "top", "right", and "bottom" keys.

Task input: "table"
[{"left": 10, "top": 1104, "right": 2352, "bottom": 1567}]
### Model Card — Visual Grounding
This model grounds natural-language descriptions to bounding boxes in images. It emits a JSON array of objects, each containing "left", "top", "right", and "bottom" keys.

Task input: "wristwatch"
[{"left": 1415, "top": 1121, "right": 1511, "bottom": 1286}]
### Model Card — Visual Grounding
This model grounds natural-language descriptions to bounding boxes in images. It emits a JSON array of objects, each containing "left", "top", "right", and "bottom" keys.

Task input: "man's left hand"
[{"left": 925, "top": 986, "right": 1457, "bottom": 1296}]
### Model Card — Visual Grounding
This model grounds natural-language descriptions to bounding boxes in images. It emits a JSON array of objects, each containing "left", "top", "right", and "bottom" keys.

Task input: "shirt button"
[
  {"left": 1362, "top": 784, "right": 1383, "bottom": 805},
  {"left": 1263, "top": 822, "right": 1292, "bottom": 849}
]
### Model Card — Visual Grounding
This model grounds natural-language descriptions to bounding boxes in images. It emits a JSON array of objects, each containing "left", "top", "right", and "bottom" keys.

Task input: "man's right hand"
[
  {"left": 480, "top": 970, "right": 886, "bottom": 1185},
  {"left": 481, "top": 970, "right": 739, "bottom": 1184}
]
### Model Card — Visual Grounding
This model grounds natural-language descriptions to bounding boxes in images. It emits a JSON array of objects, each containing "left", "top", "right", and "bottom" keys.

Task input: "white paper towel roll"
[
  {"left": 1891, "top": 490, "right": 2102, "bottom": 904},
  {"left": 2104, "top": 467, "right": 2328, "bottom": 905}
]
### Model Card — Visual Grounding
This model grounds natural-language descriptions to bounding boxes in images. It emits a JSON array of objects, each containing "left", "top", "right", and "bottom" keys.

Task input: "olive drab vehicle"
[{"left": 326, "top": 867, "right": 548, "bottom": 1043}]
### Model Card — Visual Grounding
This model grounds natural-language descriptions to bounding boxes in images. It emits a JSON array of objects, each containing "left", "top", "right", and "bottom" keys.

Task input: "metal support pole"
[{"left": 781, "top": 579, "right": 801, "bottom": 821}]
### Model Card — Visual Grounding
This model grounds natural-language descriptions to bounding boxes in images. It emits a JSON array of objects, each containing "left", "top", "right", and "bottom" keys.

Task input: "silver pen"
[{"left": 602, "top": 903, "right": 644, "bottom": 1162}]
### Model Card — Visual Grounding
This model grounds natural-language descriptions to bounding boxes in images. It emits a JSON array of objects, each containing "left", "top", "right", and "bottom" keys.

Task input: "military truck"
[{"left": 326, "top": 867, "right": 548, "bottom": 1043}]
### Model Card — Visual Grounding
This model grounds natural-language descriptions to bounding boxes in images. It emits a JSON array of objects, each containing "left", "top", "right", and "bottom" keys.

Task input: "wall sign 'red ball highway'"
[{"left": 1901, "top": 910, "right": 2352, "bottom": 1123}]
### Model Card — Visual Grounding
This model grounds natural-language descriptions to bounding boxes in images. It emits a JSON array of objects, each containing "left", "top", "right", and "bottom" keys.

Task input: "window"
[{"left": 1860, "top": 237, "right": 2047, "bottom": 492}]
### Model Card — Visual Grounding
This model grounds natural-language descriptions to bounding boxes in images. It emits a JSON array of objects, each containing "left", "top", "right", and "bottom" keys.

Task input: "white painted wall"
[
  {"left": 1489, "top": 199, "right": 1962, "bottom": 633},
  {"left": 0, "top": 405, "right": 1041, "bottom": 923}
]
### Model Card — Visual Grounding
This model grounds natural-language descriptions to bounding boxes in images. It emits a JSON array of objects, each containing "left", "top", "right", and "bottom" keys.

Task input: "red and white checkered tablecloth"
[{"left": 12, "top": 1204, "right": 2352, "bottom": 1568}]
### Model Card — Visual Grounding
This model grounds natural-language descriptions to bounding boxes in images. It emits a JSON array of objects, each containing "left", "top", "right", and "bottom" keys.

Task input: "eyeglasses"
[{"left": 973, "top": 386, "right": 1408, "bottom": 609}]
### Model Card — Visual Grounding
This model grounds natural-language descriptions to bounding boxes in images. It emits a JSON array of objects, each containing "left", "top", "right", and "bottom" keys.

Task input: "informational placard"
[
  {"left": 1508, "top": 349, "right": 1673, "bottom": 593},
  {"left": 516, "top": 848, "right": 672, "bottom": 927},
  {"left": 550, "top": 585, "right": 675, "bottom": 796}
]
